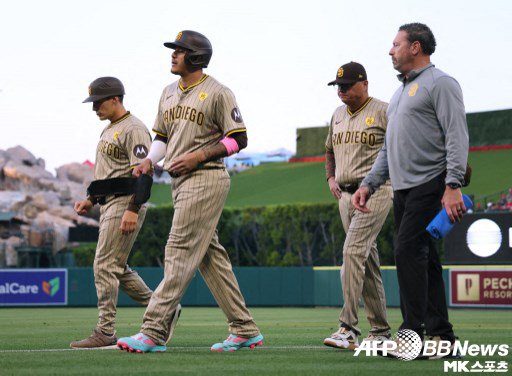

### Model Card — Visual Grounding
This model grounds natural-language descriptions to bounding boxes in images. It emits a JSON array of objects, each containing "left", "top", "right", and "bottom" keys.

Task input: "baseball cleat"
[
  {"left": 164, "top": 304, "right": 182, "bottom": 344},
  {"left": 117, "top": 333, "right": 166, "bottom": 353},
  {"left": 323, "top": 327, "right": 359, "bottom": 350},
  {"left": 210, "top": 334, "right": 264, "bottom": 352},
  {"left": 70, "top": 327, "right": 117, "bottom": 349}
]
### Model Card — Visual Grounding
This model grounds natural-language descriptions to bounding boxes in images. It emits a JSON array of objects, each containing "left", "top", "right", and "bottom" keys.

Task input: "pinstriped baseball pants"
[
  {"left": 141, "top": 169, "right": 260, "bottom": 344},
  {"left": 94, "top": 195, "right": 153, "bottom": 334},
  {"left": 338, "top": 184, "right": 392, "bottom": 337}
]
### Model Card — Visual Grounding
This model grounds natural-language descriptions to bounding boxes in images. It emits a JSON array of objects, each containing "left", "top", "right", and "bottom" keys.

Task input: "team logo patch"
[
  {"left": 408, "top": 83, "right": 419, "bottom": 97},
  {"left": 88, "top": 86, "right": 92, "bottom": 95},
  {"left": 231, "top": 108, "right": 243, "bottom": 123},
  {"left": 176, "top": 31, "right": 183, "bottom": 41},
  {"left": 337, "top": 67, "right": 344, "bottom": 77},
  {"left": 198, "top": 92, "right": 208, "bottom": 101},
  {"left": 113, "top": 131, "right": 120, "bottom": 141},
  {"left": 133, "top": 145, "right": 148, "bottom": 158},
  {"left": 365, "top": 116, "right": 375, "bottom": 126}
]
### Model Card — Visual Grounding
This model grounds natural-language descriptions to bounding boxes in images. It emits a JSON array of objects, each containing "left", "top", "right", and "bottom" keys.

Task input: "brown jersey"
[
  {"left": 325, "top": 97, "right": 388, "bottom": 185},
  {"left": 152, "top": 75, "right": 246, "bottom": 170},
  {"left": 94, "top": 112, "right": 152, "bottom": 180}
]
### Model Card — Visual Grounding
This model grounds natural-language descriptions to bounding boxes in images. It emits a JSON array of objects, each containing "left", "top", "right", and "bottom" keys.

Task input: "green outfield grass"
[
  {"left": 149, "top": 149, "right": 512, "bottom": 208},
  {"left": 0, "top": 307, "right": 510, "bottom": 375},
  {"left": 465, "top": 149, "right": 512, "bottom": 204}
]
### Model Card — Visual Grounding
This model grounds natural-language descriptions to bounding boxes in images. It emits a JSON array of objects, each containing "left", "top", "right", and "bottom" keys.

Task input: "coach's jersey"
[
  {"left": 153, "top": 75, "right": 246, "bottom": 170},
  {"left": 325, "top": 97, "right": 388, "bottom": 185},
  {"left": 95, "top": 112, "right": 152, "bottom": 180}
]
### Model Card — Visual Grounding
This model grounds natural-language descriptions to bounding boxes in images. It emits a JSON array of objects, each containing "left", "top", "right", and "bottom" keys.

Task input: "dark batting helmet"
[
  {"left": 164, "top": 30, "right": 213, "bottom": 68},
  {"left": 83, "top": 77, "right": 125, "bottom": 103}
]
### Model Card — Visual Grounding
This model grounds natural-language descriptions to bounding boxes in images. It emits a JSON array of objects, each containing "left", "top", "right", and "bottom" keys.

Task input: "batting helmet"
[
  {"left": 83, "top": 77, "right": 125, "bottom": 103},
  {"left": 164, "top": 30, "right": 213, "bottom": 68}
]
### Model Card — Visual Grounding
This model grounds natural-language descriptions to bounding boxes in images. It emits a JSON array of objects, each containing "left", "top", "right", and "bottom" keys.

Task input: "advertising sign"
[
  {"left": 450, "top": 268, "right": 512, "bottom": 307},
  {"left": 0, "top": 269, "right": 67, "bottom": 306}
]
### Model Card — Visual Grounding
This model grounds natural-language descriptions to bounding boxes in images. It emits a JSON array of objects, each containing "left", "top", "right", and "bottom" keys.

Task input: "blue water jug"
[{"left": 426, "top": 194, "right": 473, "bottom": 239}]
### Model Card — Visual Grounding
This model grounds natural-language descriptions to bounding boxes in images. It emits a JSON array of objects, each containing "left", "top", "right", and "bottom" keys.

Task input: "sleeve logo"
[
  {"left": 198, "top": 92, "right": 208, "bottom": 101},
  {"left": 133, "top": 145, "right": 148, "bottom": 158},
  {"left": 113, "top": 131, "right": 120, "bottom": 141},
  {"left": 408, "top": 83, "right": 419, "bottom": 97},
  {"left": 231, "top": 108, "right": 243, "bottom": 123}
]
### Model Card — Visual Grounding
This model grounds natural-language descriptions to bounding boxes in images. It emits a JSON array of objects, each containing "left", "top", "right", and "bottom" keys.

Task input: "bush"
[
  {"left": 71, "top": 242, "right": 96, "bottom": 266},
  {"left": 129, "top": 203, "right": 397, "bottom": 267}
]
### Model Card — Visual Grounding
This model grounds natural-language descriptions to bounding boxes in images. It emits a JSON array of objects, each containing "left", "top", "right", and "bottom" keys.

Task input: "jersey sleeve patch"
[
  {"left": 230, "top": 108, "right": 243, "bottom": 123},
  {"left": 133, "top": 145, "right": 149, "bottom": 159}
]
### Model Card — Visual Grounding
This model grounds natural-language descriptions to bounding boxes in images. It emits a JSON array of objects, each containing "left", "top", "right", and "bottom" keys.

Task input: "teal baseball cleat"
[
  {"left": 211, "top": 334, "right": 264, "bottom": 352},
  {"left": 117, "top": 333, "right": 166, "bottom": 353}
]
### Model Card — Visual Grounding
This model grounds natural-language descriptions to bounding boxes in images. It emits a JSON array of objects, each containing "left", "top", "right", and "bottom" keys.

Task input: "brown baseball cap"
[
  {"left": 83, "top": 77, "right": 125, "bottom": 103},
  {"left": 327, "top": 61, "right": 367, "bottom": 86}
]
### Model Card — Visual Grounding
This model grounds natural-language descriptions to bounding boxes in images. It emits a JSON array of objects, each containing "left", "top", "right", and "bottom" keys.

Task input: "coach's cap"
[
  {"left": 83, "top": 77, "right": 125, "bottom": 103},
  {"left": 327, "top": 62, "right": 367, "bottom": 86}
]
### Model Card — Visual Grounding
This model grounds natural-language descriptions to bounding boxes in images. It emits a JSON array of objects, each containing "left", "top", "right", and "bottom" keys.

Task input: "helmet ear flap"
[{"left": 185, "top": 53, "right": 210, "bottom": 69}]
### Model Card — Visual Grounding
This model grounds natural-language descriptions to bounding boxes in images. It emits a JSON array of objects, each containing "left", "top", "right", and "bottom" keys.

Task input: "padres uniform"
[
  {"left": 140, "top": 75, "right": 260, "bottom": 344},
  {"left": 325, "top": 96, "right": 392, "bottom": 338},
  {"left": 93, "top": 112, "right": 153, "bottom": 335}
]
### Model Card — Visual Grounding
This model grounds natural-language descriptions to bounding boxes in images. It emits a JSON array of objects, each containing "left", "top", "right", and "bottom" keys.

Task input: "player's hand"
[
  {"left": 169, "top": 150, "right": 206, "bottom": 177},
  {"left": 120, "top": 210, "right": 138, "bottom": 235},
  {"left": 442, "top": 186, "right": 465, "bottom": 223},
  {"left": 328, "top": 177, "right": 342, "bottom": 200},
  {"left": 74, "top": 199, "right": 93, "bottom": 216},
  {"left": 133, "top": 159, "right": 153, "bottom": 177},
  {"left": 352, "top": 186, "right": 371, "bottom": 213}
]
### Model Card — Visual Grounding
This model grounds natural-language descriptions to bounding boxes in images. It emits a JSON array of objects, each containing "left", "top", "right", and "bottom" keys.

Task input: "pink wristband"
[{"left": 220, "top": 137, "right": 240, "bottom": 156}]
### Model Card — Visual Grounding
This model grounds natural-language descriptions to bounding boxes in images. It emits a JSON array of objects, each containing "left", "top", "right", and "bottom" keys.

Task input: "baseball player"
[
  {"left": 323, "top": 62, "right": 392, "bottom": 350},
  {"left": 70, "top": 77, "right": 181, "bottom": 348},
  {"left": 117, "top": 30, "right": 263, "bottom": 353}
]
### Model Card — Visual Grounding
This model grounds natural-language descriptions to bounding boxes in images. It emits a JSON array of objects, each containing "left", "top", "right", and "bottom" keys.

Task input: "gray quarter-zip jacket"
[{"left": 362, "top": 63, "right": 469, "bottom": 193}]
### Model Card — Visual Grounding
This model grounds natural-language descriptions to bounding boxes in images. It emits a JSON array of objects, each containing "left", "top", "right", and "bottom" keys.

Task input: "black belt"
[
  {"left": 170, "top": 165, "right": 225, "bottom": 178},
  {"left": 339, "top": 183, "right": 360, "bottom": 194}
]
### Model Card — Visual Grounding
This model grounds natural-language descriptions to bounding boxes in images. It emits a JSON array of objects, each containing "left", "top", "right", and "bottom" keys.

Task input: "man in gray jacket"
[{"left": 353, "top": 23, "right": 468, "bottom": 358}]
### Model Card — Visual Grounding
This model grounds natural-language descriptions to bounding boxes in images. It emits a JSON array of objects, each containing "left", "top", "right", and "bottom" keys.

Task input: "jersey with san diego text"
[
  {"left": 153, "top": 75, "right": 246, "bottom": 170},
  {"left": 95, "top": 113, "right": 152, "bottom": 180},
  {"left": 325, "top": 97, "right": 388, "bottom": 185}
]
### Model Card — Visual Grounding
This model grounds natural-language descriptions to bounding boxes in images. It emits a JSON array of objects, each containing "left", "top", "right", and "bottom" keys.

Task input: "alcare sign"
[{"left": 0, "top": 269, "right": 67, "bottom": 306}]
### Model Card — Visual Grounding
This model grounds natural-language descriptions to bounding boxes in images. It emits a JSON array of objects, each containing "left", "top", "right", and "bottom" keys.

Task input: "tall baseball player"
[
  {"left": 71, "top": 77, "right": 181, "bottom": 348},
  {"left": 117, "top": 30, "right": 263, "bottom": 353},
  {"left": 323, "top": 62, "right": 392, "bottom": 350}
]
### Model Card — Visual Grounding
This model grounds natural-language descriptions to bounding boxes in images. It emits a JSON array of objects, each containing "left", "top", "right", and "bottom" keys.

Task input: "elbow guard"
[{"left": 133, "top": 174, "right": 153, "bottom": 205}]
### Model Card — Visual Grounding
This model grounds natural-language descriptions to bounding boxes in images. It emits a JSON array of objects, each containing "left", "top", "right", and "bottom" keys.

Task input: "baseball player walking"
[
  {"left": 70, "top": 77, "right": 181, "bottom": 348},
  {"left": 353, "top": 23, "right": 468, "bottom": 359},
  {"left": 323, "top": 62, "right": 392, "bottom": 350},
  {"left": 117, "top": 30, "right": 263, "bottom": 353}
]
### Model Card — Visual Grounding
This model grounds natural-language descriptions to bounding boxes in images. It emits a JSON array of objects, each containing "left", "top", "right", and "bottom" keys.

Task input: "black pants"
[{"left": 393, "top": 173, "right": 455, "bottom": 342}]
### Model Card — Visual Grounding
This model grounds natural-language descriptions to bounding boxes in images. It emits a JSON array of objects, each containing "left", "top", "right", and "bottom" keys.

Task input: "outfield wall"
[
  {"left": 2, "top": 267, "right": 510, "bottom": 308},
  {"left": 69, "top": 267, "right": 369, "bottom": 306}
]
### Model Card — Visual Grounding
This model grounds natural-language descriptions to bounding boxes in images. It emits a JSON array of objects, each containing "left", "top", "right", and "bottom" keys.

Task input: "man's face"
[
  {"left": 389, "top": 31, "right": 414, "bottom": 74},
  {"left": 92, "top": 97, "right": 115, "bottom": 121},
  {"left": 171, "top": 47, "right": 189, "bottom": 75},
  {"left": 337, "top": 81, "right": 368, "bottom": 108}
]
